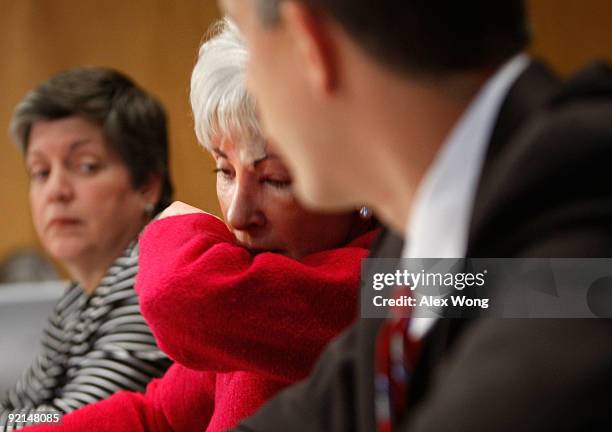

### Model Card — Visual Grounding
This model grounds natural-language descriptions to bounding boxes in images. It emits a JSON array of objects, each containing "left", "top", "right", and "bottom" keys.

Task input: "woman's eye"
[
  {"left": 213, "top": 168, "right": 234, "bottom": 179},
  {"left": 76, "top": 162, "right": 100, "bottom": 174},
  {"left": 29, "top": 168, "right": 49, "bottom": 182},
  {"left": 263, "top": 178, "right": 291, "bottom": 189}
]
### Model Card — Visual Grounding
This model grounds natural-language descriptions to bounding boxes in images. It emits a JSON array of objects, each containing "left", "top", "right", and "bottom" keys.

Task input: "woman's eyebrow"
[
  {"left": 26, "top": 139, "right": 93, "bottom": 162},
  {"left": 253, "top": 154, "right": 282, "bottom": 168},
  {"left": 253, "top": 155, "right": 269, "bottom": 167},
  {"left": 25, "top": 149, "right": 44, "bottom": 161},
  {"left": 69, "top": 139, "right": 94, "bottom": 152},
  {"left": 212, "top": 148, "right": 228, "bottom": 158}
]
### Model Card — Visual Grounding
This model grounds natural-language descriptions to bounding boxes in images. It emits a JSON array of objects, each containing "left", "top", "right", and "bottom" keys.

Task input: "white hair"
[{"left": 190, "top": 18, "right": 265, "bottom": 162}]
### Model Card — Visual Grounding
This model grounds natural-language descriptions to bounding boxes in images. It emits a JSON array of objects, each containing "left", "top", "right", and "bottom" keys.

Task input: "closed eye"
[
  {"left": 213, "top": 168, "right": 234, "bottom": 179},
  {"left": 263, "top": 178, "right": 291, "bottom": 189}
]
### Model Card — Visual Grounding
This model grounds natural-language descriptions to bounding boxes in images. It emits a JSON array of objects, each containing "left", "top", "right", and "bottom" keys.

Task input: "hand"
[{"left": 158, "top": 201, "right": 206, "bottom": 220}]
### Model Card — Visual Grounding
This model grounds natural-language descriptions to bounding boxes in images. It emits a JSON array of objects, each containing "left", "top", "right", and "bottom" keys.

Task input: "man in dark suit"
[{"left": 221, "top": 0, "right": 612, "bottom": 430}]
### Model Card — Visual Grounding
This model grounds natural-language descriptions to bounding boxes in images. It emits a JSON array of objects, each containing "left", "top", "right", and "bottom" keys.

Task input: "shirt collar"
[{"left": 400, "top": 54, "right": 529, "bottom": 339}]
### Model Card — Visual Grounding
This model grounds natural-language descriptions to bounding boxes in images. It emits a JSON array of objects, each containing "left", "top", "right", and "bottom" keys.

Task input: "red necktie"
[{"left": 374, "top": 288, "right": 423, "bottom": 432}]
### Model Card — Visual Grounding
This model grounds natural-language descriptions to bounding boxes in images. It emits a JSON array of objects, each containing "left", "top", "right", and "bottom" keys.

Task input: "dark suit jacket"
[{"left": 233, "top": 61, "right": 612, "bottom": 432}]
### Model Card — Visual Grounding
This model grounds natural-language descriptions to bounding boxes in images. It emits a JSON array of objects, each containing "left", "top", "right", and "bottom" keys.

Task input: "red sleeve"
[
  {"left": 23, "top": 364, "right": 215, "bottom": 432},
  {"left": 136, "top": 213, "right": 376, "bottom": 382}
]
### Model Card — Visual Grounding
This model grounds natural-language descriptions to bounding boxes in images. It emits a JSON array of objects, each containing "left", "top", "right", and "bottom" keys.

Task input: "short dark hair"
[
  {"left": 257, "top": 0, "right": 530, "bottom": 76},
  {"left": 10, "top": 67, "right": 173, "bottom": 213}
]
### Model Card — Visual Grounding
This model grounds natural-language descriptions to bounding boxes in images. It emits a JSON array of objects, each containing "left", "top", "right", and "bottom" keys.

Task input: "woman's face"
[
  {"left": 213, "top": 135, "right": 358, "bottom": 259},
  {"left": 26, "top": 116, "right": 156, "bottom": 273}
]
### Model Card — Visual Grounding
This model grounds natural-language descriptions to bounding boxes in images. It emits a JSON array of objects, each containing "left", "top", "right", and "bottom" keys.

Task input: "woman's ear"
[
  {"left": 140, "top": 174, "right": 163, "bottom": 210},
  {"left": 281, "top": 1, "right": 338, "bottom": 97}
]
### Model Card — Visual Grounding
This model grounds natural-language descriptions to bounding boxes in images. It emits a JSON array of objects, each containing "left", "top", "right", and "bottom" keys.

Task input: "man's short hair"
[
  {"left": 256, "top": 0, "right": 530, "bottom": 76},
  {"left": 10, "top": 67, "right": 173, "bottom": 213}
]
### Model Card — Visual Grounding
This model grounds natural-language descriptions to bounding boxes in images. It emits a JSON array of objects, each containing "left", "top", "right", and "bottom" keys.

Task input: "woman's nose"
[
  {"left": 226, "top": 181, "right": 265, "bottom": 231},
  {"left": 45, "top": 168, "right": 74, "bottom": 203}
]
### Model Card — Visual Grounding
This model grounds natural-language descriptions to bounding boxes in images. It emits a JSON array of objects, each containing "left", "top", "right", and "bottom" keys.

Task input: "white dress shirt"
[{"left": 402, "top": 54, "right": 530, "bottom": 339}]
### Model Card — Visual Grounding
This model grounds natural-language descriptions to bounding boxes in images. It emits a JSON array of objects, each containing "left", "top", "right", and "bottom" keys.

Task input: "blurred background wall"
[{"left": 0, "top": 0, "right": 611, "bottom": 275}]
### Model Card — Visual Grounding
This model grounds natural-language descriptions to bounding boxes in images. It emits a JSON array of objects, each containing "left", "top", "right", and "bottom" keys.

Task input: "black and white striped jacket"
[{"left": 0, "top": 241, "right": 171, "bottom": 430}]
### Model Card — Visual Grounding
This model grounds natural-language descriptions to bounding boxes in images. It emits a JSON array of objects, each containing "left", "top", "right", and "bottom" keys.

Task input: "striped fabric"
[{"left": 0, "top": 241, "right": 171, "bottom": 431}]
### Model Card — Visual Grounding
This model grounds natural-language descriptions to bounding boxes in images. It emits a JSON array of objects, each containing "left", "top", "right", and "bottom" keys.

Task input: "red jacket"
[{"left": 25, "top": 213, "right": 376, "bottom": 431}]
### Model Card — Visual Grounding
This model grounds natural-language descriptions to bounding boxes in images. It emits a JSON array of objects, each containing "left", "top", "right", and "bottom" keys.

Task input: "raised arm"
[{"left": 136, "top": 212, "right": 375, "bottom": 383}]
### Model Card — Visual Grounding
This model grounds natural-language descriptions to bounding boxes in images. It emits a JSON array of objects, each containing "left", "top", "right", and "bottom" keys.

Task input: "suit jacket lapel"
[{"left": 467, "top": 61, "right": 560, "bottom": 256}]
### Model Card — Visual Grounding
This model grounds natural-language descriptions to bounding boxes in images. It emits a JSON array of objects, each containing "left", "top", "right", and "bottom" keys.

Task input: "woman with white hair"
[{"left": 23, "top": 19, "right": 377, "bottom": 432}]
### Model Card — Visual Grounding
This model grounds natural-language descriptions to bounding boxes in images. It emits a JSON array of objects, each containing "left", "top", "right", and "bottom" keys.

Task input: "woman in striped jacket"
[{"left": 0, "top": 68, "right": 173, "bottom": 430}]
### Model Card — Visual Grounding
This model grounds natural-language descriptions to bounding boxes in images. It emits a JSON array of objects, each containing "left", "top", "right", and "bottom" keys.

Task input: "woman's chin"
[{"left": 45, "top": 242, "right": 89, "bottom": 265}]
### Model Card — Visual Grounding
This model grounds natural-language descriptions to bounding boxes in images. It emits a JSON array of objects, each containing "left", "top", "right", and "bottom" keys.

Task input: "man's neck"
[{"left": 348, "top": 69, "right": 490, "bottom": 233}]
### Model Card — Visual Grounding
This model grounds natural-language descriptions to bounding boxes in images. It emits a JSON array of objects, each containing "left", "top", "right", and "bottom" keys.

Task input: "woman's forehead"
[{"left": 214, "top": 133, "right": 267, "bottom": 164}]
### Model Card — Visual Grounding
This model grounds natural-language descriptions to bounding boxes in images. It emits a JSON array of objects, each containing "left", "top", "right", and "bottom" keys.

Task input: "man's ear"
[{"left": 280, "top": 1, "right": 338, "bottom": 96}]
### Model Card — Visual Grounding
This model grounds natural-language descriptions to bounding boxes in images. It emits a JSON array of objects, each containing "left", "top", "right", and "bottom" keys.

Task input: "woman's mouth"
[
  {"left": 47, "top": 217, "right": 83, "bottom": 230},
  {"left": 234, "top": 240, "right": 286, "bottom": 256}
]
